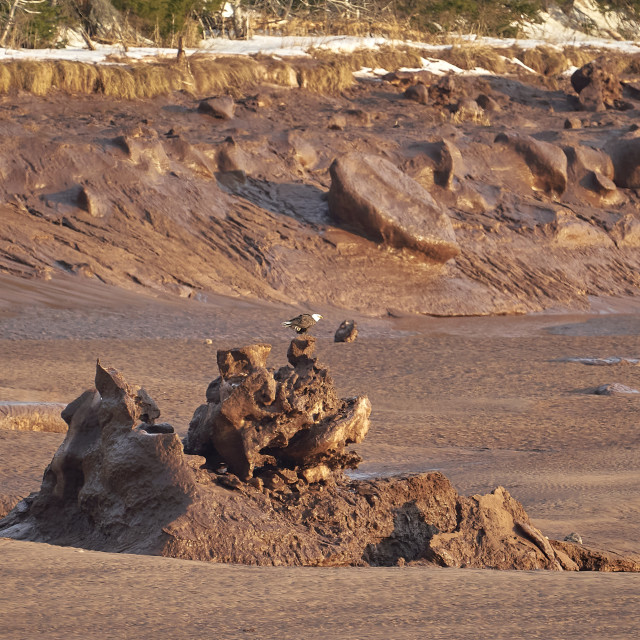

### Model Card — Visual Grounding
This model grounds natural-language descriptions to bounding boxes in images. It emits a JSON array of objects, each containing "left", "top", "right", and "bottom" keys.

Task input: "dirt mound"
[{"left": 1, "top": 347, "right": 637, "bottom": 571}]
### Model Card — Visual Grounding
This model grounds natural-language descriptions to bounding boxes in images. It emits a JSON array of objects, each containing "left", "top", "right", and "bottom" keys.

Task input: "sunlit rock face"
[{"left": 184, "top": 337, "right": 371, "bottom": 485}]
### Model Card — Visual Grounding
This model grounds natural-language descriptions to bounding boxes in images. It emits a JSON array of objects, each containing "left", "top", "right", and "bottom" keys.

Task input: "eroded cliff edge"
[{"left": 3, "top": 56, "right": 640, "bottom": 315}]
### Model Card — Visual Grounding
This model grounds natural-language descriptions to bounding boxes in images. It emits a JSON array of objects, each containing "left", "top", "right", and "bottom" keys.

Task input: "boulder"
[
  {"left": 184, "top": 338, "right": 370, "bottom": 481},
  {"left": 403, "top": 139, "right": 465, "bottom": 191},
  {"left": 112, "top": 127, "right": 170, "bottom": 174},
  {"left": 577, "top": 83, "right": 606, "bottom": 112},
  {"left": 571, "top": 57, "right": 623, "bottom": 111},
  {"left": 198, "top": 96, "right": 235, "bottom": 120},
  {"left": 495, "top": 133, "right": 567, "bottom": 196},
  {"left": 334, "top": 320, "right": 358, "bottom": 343},
  {"left": 604, "top": 135, "right": 640, "bottom": 188},
  {"left": 563, "top": 145, "right": 614, "bottom": 181},
  {"left": 328, "top": 152, "right": 460, "bottom": 263},
  {"left": 404, "top": 83, "right": 429, "bottom": 105},
  {"left": 564, "top": 144, "right": 619, "bottom": 202}
]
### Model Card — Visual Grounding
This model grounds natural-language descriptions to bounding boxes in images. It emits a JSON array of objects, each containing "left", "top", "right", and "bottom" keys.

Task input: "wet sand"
[{"left": 1, "top": 274, "right": 639, "bottom": 637}]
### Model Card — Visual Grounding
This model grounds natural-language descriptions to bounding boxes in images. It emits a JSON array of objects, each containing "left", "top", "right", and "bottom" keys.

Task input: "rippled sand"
[{"left": 1, "top": 275, "right": 639, "bottom": 638}]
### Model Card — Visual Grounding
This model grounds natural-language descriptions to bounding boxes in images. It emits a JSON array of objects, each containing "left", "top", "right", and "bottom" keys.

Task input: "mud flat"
[{"left": 1, "top": 275, "right": 640, "bottom": 637}]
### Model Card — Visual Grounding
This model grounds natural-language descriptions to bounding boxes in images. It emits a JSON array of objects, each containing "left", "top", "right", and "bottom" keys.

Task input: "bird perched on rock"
[{"left": 282, "top": 313, "right": 323, "bottom": 334}]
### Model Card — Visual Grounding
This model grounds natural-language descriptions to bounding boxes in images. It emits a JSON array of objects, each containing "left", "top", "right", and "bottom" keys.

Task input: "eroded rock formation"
[
  {"left": 1, "top": 348, "right": 638, "bottom": 571},
  {"left": 184, "top": 338, "right": 370, "bottom": 485}
]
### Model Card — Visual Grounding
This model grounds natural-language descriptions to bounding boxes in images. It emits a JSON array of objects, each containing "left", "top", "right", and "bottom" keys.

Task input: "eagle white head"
[{"left": 311, "top": 313, "right": 323, "bottom": 322}]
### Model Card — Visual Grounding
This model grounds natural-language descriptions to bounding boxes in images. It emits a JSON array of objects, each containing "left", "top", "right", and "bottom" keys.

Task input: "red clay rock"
[
  {"left": 185, "top": 338, "right": 368, "bottom": 480},
  {"left": 328, "top": 152, "right": 460, "bottom": 263},
  {"left": 334, "top": 320, "right": 358, "bottom": 343},
  {"left": 1, "top": 360, "right": 638, "bottom": 571},
  {"left": 198, "top": 96, "right": 235, "bottom": 120},
  {"left": 495, "top": 133, "right": 567, "bottom": 195},
  {"left": 571, "top": 57, "right": 623, "bottom": 111}
]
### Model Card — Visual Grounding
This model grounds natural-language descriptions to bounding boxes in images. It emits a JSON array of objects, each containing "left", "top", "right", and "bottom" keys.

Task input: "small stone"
[
  {"left": 565, "top": 532, "right": 583, "bottom": 544},
  {"left": 204, "top": 339, "right": 213, "bottom": 345},
  {"left": 564, "top": 117, "right": 582, "bottom": 129},
  {"left": 197, "top": 96, "right": 235, "bottom": 120},
  {"left": 334, "top": 320, "right": 358, "bottom": 343}
]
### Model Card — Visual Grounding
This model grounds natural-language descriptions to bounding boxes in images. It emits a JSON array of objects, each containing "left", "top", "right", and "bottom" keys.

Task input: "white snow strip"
[{"left": 509, "top": 57, "right": 538, "bottom": 74}]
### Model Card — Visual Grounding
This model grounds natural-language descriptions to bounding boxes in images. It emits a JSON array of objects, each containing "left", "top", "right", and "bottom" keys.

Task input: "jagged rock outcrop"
[
  {"left": 0, "top": 362, "right": 196, "bottom": 552},
  {"left": 1, "top": 352, "right": 638, "bottom": 571},
  {"left": 328, "top": 153, "right": 460, "bottom": 263},
  {"left": 184, "top": 338, "right": 370, "bottom": 484}
]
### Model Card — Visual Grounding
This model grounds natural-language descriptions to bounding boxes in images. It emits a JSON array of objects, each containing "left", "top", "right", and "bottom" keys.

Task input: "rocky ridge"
[{"left": 0, "top": 343, "right": 637, "bottom": 571}]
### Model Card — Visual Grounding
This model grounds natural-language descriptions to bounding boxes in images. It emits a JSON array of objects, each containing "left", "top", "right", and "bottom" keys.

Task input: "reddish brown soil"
[
  {"left": 1, "top": 275, "right": 640, "bottom": 637},
  {"left": 2, "top": 63, "right": 640, "bottom": 637},
  {"left": 2, "top": 70, "right": 640, "bottom": 316}
]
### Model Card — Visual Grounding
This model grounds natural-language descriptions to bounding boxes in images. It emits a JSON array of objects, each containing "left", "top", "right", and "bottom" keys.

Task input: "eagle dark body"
[{"left": 282, "top": 313, "right": 323, "bottom": 334}]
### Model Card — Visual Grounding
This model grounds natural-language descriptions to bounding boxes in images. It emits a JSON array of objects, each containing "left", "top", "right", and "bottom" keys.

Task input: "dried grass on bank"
[
  {"left": 510, "top": 45, "right": 599, "bottom": 75},
  {"left": 0, "top": 56, "right": 291, "bottom": 99},
  {"left": 433, "top": 45, "right": 507, "bottom": 74}
]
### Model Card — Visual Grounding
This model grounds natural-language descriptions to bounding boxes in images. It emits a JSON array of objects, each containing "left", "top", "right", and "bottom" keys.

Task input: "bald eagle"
[{"left": 282, "top": 313, "right": 323, "bottom": 334}]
